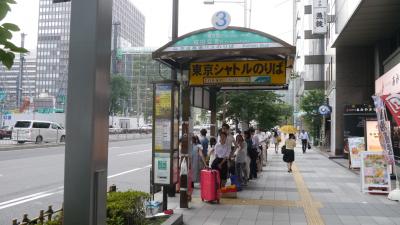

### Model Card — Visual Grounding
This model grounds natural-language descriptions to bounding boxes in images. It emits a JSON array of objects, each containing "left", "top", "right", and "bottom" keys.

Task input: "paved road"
[{"left": 0, "top": 138, "right": 152, "bottom": 224}]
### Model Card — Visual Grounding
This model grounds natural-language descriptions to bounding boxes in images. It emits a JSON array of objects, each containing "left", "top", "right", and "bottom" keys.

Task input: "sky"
[{"left": 5, "top": 0, "right": 293, "bottom": 51}]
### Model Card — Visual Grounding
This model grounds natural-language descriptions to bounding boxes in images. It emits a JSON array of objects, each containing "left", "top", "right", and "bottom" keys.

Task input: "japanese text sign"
[
  {"left": 312, "top": 0, "right": 327, "bottom": 34},
  {"left": 189, "top": 60, "right": 286, "bottom": 86}
]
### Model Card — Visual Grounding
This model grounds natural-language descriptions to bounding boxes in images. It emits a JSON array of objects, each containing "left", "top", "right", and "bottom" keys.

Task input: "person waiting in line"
[
  {"left": 234, "top": 134, "right": 248, "bottom": 186},
  {"left": 211, "top": 131, "right": 230, "bottom": 187},
  {"left": 244, "top": 130, "right": 257, "bottom": 179},
  {"left": 283, "top": 133, "right": 296, "bottom": 173},
  {"left": 199, "top": 128, "right": 209, "bottom": 157},
  {"left": 299, "top": 130, "right": 310, "bottom": 153},
  {"left": 191, "top": 135, "right": 207, "bottom": 188},
  {"left": 208, "top": 137, "right": 217, "bottom": 168}
]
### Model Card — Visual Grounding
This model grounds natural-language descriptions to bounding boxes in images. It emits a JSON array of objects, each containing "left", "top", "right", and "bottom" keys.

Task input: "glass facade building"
[
  {"left": 119, "top": 47, "right": 171, "bottom": 122},
  {"left": 36, "top": 0, "right": 145, "bottom": 108}
]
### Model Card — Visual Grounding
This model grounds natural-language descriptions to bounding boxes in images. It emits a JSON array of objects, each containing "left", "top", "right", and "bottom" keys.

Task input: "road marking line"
[
  {"left": 0, "top": 166, "right": 150, "bottom": 210},
  {"left": 292, "top": 164, "right": 325, "bottom": 225},
  {"left": 118, "top": 150, "right": 151, "bottom": 156},
  {"left": 107, "top": 164, "right": 151, "bottom": 178}
]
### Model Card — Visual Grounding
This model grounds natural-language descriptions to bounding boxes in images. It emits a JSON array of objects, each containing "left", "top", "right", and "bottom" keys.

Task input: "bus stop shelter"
[{"left": 152, "top": 26, "right": 295, "bottom": 208}]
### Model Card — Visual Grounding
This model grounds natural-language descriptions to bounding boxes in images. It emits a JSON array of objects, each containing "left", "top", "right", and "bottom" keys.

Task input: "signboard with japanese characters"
[
  {"left": 152, "top": 82, "right": 180, "bottom": 186},
  {"left": 312, "top": 0, "right": 327, "bottom": 34},
  {"left": 360, "top": 151, "right": 391, "bottom": 194},
  {"left": 189, "top": 60, "right": 286, "bottom": 86},
  {"left": 348, "top": 137, "right": 365, "bottom": 168},
  {"left": 165, "top": 30, "right": 283, "bottom": 52},
  {"left": 375, "top": 62, "right": 400, "bottom": 96}
]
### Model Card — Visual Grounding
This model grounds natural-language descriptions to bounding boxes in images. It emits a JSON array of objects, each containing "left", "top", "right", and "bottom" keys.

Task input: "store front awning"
[
  {"left": 153, "top": 26, "right": 295, "bottom": 70},
  {"left": 333, "top": 0, "right": 400, "bottom": 47}
]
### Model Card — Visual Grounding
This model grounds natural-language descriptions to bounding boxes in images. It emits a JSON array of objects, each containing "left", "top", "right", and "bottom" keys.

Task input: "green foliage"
[
  {"left": 217, "top": 91, "right": 293, "bottom": 130},
  {"left": 299, "top": 89, "right": 325, "bottom": 139},
  {"left": 43, "top": 213, "right": 62, "bottom": 225},
  {"left": 110, "top": 75, "right": 132, "bottom": 115},
  {"left": 0, "top": 0, "right": 28, "bottom": 69},
  {"left": 107, "top": 190, "right": 150, "bottom": 225}
]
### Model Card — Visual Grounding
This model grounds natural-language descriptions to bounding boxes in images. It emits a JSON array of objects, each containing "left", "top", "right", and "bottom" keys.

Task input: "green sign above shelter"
[{"left": 165, "top": 29, "right": 283, "bottom": 52}]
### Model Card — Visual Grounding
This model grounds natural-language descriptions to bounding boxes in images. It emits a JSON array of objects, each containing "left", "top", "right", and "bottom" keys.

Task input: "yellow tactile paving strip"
[
  {"left": 292, "top": 164, "right": 325, "bottom": 225},
  {"left": 192, "top": 163, "right": 325, "bottom": 225}
]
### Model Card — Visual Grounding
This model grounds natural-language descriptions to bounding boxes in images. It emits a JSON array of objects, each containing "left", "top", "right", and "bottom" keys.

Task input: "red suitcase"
[{"left": 200, "top": 169, "right": 221, "bottom": 203}]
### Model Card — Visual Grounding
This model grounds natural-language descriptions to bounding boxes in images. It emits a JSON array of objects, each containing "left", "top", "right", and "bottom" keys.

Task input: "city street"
[{"left": 0, "top": 138, "right": 152, "bottom": 224}]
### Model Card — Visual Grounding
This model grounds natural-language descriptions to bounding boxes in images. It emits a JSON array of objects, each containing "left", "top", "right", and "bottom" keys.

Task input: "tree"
[
  {"left": 217, "top": 91, "right": 293, "bottom": 131},
  {"left": 109, "top": 75, "right": 131, "bottom": 115},
  {"left": 299, "top": 89, "right": 325, "bottom": 140},
  {"left": 0, "top": 0, "right": 28, "bottom": 69}
]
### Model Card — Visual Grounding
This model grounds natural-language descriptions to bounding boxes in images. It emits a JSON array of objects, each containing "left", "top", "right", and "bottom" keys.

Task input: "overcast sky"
[{"left": 5, "top": 0, "right": 293, "bottom": 51}]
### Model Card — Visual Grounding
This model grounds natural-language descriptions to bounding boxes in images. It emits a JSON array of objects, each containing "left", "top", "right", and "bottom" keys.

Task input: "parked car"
[
  {"left": 139, "top": 124, "right": 152, "bottom": 134},
  {"left": 0, "top": 126, "right": 12, "bottom": 139},
  {"left": 12, "top": 120, "right": 66, "bottom": 144}
]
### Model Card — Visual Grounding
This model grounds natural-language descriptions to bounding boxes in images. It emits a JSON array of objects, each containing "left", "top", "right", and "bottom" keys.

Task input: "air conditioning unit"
[{"left": 327, "top": 15, "right": 336, "bottom": 23}]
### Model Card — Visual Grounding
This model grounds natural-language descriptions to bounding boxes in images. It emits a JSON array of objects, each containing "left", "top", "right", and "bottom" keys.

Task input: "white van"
[{"left": 12, "top": 120, "right": 66, "bottom": 144}]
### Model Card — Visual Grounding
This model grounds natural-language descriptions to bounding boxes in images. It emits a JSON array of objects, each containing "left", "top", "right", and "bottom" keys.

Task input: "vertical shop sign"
[
  {"left": 372, "top": 96, "right": 395, "bottom": 164},
  {"left": 312, "top": 0, "right": 327, "bottom": 34}
]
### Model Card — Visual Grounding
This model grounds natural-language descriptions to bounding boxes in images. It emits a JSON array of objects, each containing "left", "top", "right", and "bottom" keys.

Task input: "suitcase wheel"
[
  {"left": 201, "top": 198, "right": 204, "bottom": 202},
  {"left": 216, "top": 199, "right": 220, "bottom": 204}
]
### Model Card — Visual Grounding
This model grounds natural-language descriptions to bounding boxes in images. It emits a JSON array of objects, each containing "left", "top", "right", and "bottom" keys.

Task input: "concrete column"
[
  {"left": 332, "top": 46, "right": 375, "bottom": 155},
  {"left": 63, "top": 0, "right": 112, "bottom": 224}
]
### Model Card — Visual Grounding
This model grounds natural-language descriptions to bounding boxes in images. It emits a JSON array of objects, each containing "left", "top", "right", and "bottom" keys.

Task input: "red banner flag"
[{"left": 381, "top": 94, "right": 400, "bottom": 126}]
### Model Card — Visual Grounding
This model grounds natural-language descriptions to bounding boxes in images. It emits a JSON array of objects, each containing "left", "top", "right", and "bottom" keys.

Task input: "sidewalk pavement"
[{"left": 163, "top": 146, "right": 400, "bottom": 225}]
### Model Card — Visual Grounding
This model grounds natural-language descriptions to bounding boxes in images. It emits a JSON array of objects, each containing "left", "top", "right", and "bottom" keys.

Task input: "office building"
[
  {"left": 36, "top": 0, "right": 145, "bottom": 108},
  {"left": 0, "top": 52, "right": 36, "bottom": 111}
]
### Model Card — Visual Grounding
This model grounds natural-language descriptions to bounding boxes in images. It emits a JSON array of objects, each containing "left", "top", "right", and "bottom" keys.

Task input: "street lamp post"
[{"left": 204, "top": 0, "right": 251, "bottom": 28}]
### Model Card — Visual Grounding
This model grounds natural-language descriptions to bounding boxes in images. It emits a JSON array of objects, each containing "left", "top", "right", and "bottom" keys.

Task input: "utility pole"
[
  {"left": 17, "top": 33, "right": 26, "bottom": 109},
  {"left": 112, "top": 21, "right": 121, "bottom": 75}
]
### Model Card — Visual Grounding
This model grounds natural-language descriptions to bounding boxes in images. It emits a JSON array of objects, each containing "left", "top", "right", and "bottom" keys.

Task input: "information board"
[
  {"left": 360, "top": 151, "right": 391, "bottom": 194},
  {"left": 365, "top": 120, "right": 383, "bottom": 151},
  {"left": 348, "top": 137, "right": 365, "bottom": 168},
  {"left": 152, "top": 82, "right": 179, "bottom": 186}
]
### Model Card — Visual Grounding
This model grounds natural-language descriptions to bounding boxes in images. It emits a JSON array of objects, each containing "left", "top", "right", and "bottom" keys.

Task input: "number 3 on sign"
[{"left": 212, "top": 11, "right": 231, "bottom": 30}]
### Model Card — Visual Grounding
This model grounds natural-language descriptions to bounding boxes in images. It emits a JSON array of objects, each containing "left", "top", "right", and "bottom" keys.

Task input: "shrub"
[{"left": 107, "top": 190, "right": 150, "bottom": 225}]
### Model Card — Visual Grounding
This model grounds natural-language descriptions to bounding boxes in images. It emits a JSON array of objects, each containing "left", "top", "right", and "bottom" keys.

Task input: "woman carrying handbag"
[{"left": 283, "top": 134, "right": 296, "bottom": 173}]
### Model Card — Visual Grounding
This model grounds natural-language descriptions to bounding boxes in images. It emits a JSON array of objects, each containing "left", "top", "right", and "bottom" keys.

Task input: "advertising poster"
[
  {"left": 360, "top": 151, "right": 391, "bottom": 193},
  {"left": 154, "top": 119, "right": 171, "bottom": 152},
  {"left": 366, "top": 120, "right": 383, "bottom": 151},
  {"left": 155, "top": 84, "right": 172, "bottom": 118},
  {"left": 154, "top": 153, "right": 170, "bottom": 184},
  {"left": 348, "top": 137, "right": 365, "bottom": 168}
]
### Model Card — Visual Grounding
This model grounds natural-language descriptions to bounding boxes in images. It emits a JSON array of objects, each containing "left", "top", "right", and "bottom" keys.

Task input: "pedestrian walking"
[
  {"left": 191, "top": 136, "right": 208, "bottom": 187},
  {"left": 211, "top": 131, "right": 230, "bottom": 187},
  {"left": 299, "top": 130, "right": 310, "bottom": 153},
  {"left": 199, "top": 128, "right": 209, "bottom": 157},
  {"left": 234, "top": 134, "right": 248, "bottom": 186},
  {"left": 273, "top": 130, "right": 281, "bottom": 154},
  {"left": 283, "top": 133, "right": 296, "bottom": 172},
  {"left": 208, "top": 137, "right": 217, "bottom": 168}
]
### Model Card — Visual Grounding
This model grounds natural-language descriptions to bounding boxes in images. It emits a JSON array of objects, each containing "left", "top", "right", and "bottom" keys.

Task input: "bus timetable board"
[{"left": 152, "top": 81, "right": 179, "bottom": 186}]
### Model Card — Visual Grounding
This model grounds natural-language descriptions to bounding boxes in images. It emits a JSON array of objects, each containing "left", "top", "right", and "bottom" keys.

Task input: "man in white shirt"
[{"left": 299, "top": 130, "right": 310, "bottom": 153}]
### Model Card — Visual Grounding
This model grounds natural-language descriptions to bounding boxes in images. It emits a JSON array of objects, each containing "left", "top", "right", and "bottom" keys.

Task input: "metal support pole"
[
  {"left": 243, "top": 0, "right": 247, "bottom": 28},
  {"left": 168, "top": 0, "right": 179, "bottom": 198},
  {"left": 210, "top": 89, "right": 217, "bottom": 137},
  {"left": 17, "top": 33, "right": 26, "bottom": 109},
  {"left": 112, "top": 21, "right": 120, "bottom": 74},
  {"left": 63, "top": 0, "right": 112, "bottom": 224},
  {"left": 180, "top": 84, "right": 190, "bottom": 208},
  {"left": 162, "top": 186, "right": 168, "bottom": 211}
]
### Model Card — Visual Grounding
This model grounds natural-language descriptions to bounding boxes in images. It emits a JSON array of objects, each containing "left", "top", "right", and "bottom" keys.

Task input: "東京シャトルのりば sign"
[{"left": 189, "top": 60, "right": 286, "bottom": 86}]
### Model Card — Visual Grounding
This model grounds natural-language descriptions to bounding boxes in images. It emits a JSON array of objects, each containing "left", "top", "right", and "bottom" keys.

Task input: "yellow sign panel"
[{"left": 189, "top": 60, "right": 286, "bottom": 86}]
